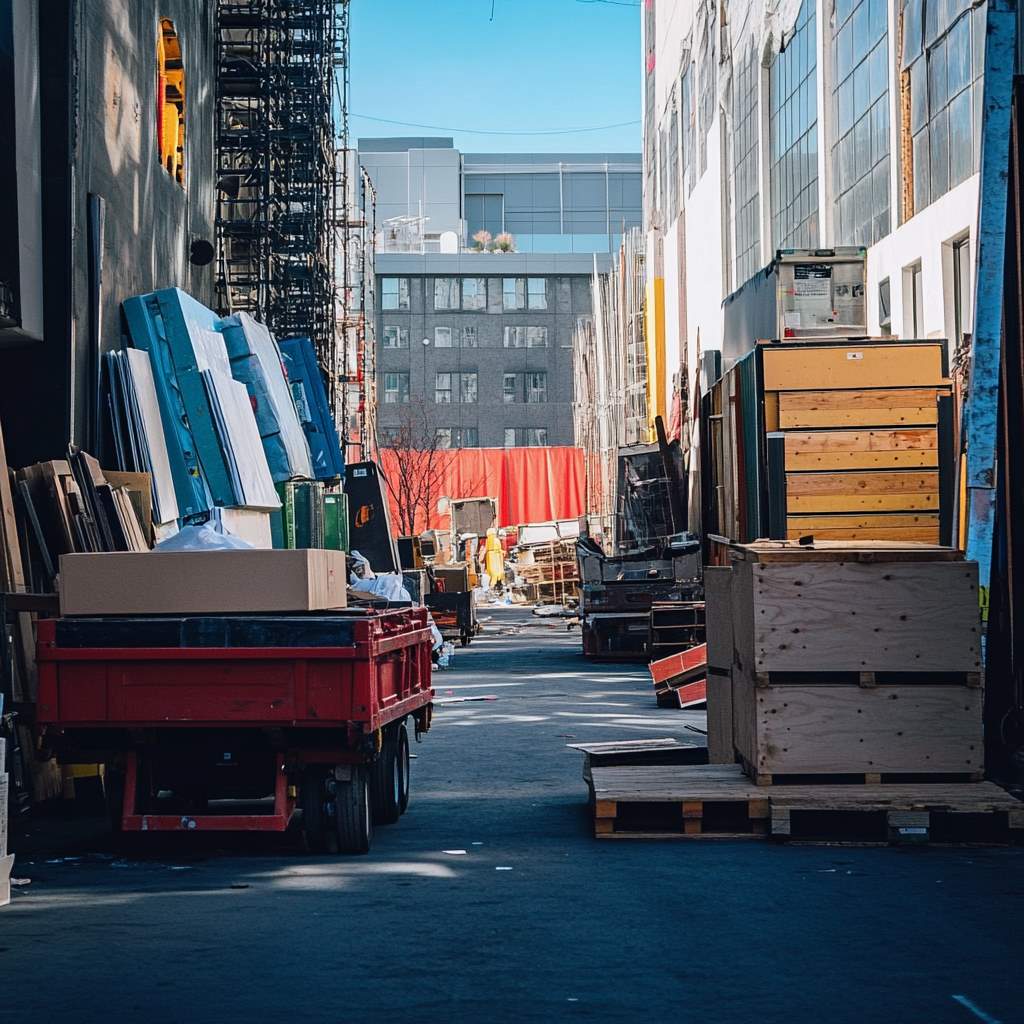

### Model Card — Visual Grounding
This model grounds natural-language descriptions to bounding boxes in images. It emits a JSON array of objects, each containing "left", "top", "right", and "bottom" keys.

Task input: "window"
[
  {"left": 462, "top": 278, "right": 487, "bottom": 310},
  {"left": 900, "top": 0, "right": 984, "bottom": 220},
  {"left": 503, "top": 326, "right": 548, "bottom": 348},
  {"left": 378, "top": 427, "right": 402, "bottom": 446},
  {"left": 770, "top": 0, "right": 819, "bottom": 250},
  {"left": 466, "top": 193, "right": 503, "bottom": 237},
  {"left": 681, "top": 59, "right": 695, "bottom": 196},
  {"left": 383, "top": 372, "right": 409, "bottom": 404},
  {"left": 434, "top": 326, "right": 453, "bottom": 348},
  {"left": 382, "top": 326, "right": 408, "bottom": 349},
  {"left": 667, "top": 103, "right": 679, "bottom": 221},
  {"left": 731, "top": 42, "right": 761, "bottom": 287},
  {"left": 503, "top": 373, "right": 518, "bottom": 404},
  {"left": 381, "top": 278, "right": 409, "bottom": 310},
  {"left": 462, "top": 326, "right": 478, "bottom": 347},
  {"left": 157, "top": 19, "right": 186, "bottom": 185},
  {"left": 904, "top": 262, "right": 925, "bottom": 336},
  {"left": 697, "top": 4, "right": 716, "bottom": 177},
  {"left": 434, "top": 278, "right": 459, "bottom": 310},
  {"left": 879, "top": 277, "right": 892, "bottom": 335},
  {"left": 527, "top": 278, "right": 548, "bottom": 310},
  {"left": 437, "top": 372, "right": 477, "bottom": 403},
  {"left": 952, "top": 236, "right": 972, "bottom": 347},
  {"left": 503, "top": 278, "right": 526, "bottom": 310},
  {"left": 505, "top": 427, "right": 549, "bottom": 447},
  {"left": 526, "top": 372, "right": 547, "bottom": 403},
  {"left": 833, "top": 0, "right": 890, "bottom": 245},
  {"left": 437, "top": 427, "right": 479, "bottom": 449}
]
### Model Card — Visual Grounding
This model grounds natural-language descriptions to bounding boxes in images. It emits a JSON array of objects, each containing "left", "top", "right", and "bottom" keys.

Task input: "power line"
[{"left": 351, "top": 113, "right": 640, "bottom": 136}]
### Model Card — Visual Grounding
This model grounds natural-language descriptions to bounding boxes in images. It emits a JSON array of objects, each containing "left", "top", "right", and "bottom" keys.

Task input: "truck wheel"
[
  {"left": 335, "top": 767, "right": 373, "bottom": 854},
  {"left": 397, "top": 723, "right": 411, "bottom": 815},
  {"left": 301, "top": 769, "right": 329, "bottom": 853},
  {"left": 370, "top": 729, "right": 402, "bottom": 826}
]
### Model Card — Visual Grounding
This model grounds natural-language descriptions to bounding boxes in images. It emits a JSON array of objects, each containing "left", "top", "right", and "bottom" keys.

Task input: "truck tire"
[
  {"left": 371, "top": 728, "right": 402, "bottom": 826},
  {"left": 335, "top": 766, "right": 373, "bottom": 854},
  {"left": 397, "top": 723, "right": 411, "bottom": 815},
  {"left": 301, "top": 768, "right": 329, "bottom": 853}
]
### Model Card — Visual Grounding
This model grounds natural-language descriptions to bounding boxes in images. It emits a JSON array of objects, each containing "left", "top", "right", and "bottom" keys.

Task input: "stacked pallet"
[
  {"left": 588, "top": 541, "right": 1023, "bottom": 845},
  {"left": 515, "top": 540, "right": 579, "bottom": 605},
  {"left": 704, "top": 338, "right": 952, "bottom": 544}
]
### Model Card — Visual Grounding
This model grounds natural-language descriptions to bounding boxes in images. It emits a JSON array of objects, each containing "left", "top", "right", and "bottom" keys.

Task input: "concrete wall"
[
  {"left": 374, "top": 254, "right": 603, "bottom": 448},
  {"left": 0, "top": 0, "right": 216, "bottom": 464}
]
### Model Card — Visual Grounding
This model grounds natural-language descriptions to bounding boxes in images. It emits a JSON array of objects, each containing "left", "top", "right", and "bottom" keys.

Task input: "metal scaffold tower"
[{"left": 214, "top": 0, "right": 345, "bottom": 415}]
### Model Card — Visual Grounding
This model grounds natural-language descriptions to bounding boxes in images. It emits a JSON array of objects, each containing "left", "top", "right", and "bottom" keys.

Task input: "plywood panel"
[
  {"left": 787, "top": 492, "right": 939, "bottom": 512},
  {"left": 787, "top": 470, "right": 938, "bottom": 495},
  {"left": 762, "top": 344, "right": 944, "bottom": 391},
  {"left": 786, "top": 512, "right": 940, "bottom": 543},
  {"left": 706, "top": 671, "right": 734, "bottom": 765},
  {"left": 777, "top": 388, "right": 940, "bottom": 429},
  {"left": 752, "top": 560, "right": 980, "bottom": 672},
  {"left": 753, "top": 685, "right": 983, "bottom": 775}
]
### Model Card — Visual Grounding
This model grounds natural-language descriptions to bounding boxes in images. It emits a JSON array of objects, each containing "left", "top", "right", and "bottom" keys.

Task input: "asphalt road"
[{"left": 3, "top": 608, "right": 1022, "bottom": 1024}]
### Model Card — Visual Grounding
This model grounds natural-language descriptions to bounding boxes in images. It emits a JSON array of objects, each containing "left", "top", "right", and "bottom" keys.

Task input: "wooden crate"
[
  {"left": 726, "top": 542, "right": 982, "bottom": 781},
  {"left": 761, "top": 342, "right": 945, "bottom": 391},
  {"left": 776, "top": 387, "right": 943, "bottom": 430}
]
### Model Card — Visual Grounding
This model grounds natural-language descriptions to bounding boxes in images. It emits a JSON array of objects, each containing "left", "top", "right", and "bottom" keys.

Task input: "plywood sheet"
[
  {"left": 784, "top": 428, "right": 938, "bottom": 471},
  {"left": 751, "top": 560, "right": 980, "bottom": 672},
  {"left": 762, "top": 344, "right": 944, "bottom": 391},
  {"left": 786, "top": 512, "right": 940, "bottom": 543},
  {"left": 704, "top": 566, "right": 733, "bottom": 670},
  {"left": 752, "top": 684, "right": 983, "bottom": 775}
]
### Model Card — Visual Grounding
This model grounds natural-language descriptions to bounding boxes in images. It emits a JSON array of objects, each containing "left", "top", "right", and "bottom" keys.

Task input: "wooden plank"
[
  {"left": 786, "top": 513, "right": 940, "bottom": 533},
  {"left": 788, "top": 493, "right": 939, "bottom": 513},
  {"left": 733, "top": 539, "right": 961, "bottom": 562},
  {"left": 706, "top": 670, "right": 734, "bottom": 765},
  {"left": 786, "top": 470, "right": 939, "bottom": 496},
  {"left": 752, "top": 684, "right": 983, "bottom": 776},
  {"left": 786, "top": 523, "right": 940, "bottom": 542},
  {"left": 762, "top": 344, "right": 945, "bottom": 391},
  {"left": 784, "top": 428, "right": 939, "bottom": 471},
  {"left": 777, "top": 388, "right": 942, "bottom": 429},
  {"left": 752, "top": 560, "right": 981, "bottom": 673}
]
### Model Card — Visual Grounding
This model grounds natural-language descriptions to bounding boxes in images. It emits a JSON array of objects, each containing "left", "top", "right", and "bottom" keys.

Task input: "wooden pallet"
[
  {"left": 737, "top": 754, "right": 984, "bottom": 788},
  {"left": 568, "top": 737, "right": 708, "bottom": 785},
  {"left": 590, "top": 764, "right": 1024, "bottom": 844}
]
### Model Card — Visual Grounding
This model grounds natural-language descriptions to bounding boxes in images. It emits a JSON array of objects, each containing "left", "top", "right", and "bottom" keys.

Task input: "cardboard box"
[{"left": 59, "top": 549, "right": 348, "bottom": 616}]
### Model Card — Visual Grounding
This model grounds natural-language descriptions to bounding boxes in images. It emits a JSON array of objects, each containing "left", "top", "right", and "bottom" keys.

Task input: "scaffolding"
[
  {"left": 215, "top": 1, "right": 344, "bottom": 414},
  {"left": 572, "top": 226, "right": 649, "bottom": 546}
]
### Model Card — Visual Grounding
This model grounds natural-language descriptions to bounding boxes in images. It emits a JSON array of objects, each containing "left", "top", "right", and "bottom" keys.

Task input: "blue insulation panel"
[{"left": 279, "top": 336, "right": 345, "bottom": 481}]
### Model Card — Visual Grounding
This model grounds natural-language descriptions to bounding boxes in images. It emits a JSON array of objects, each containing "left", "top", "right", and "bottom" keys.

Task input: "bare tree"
[{"left": 378, "top": 400, "right": 461, "bottom": 536}]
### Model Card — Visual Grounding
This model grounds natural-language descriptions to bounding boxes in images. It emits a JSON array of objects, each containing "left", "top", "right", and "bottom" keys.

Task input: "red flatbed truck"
[{"left": 35, "top": 607, "right": 434, "bottom": 854}]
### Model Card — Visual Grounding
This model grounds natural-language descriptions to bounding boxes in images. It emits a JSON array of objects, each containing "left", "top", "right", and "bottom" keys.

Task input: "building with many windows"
[
  {"left": 643, "top": 0, "right": 986, "bottom": 421},
  {"left": 358, "top": 139, "right": 642, "bottom": 449}
]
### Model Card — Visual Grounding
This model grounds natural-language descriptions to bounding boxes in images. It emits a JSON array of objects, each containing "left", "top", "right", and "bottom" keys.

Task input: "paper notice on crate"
[{"left": 791, "top": 263, "right": 834, "bottom": 328}]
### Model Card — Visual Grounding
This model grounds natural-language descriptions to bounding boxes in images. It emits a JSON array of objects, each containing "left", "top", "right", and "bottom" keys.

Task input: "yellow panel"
[
  {"left": 786, "top": 524, "right": 941, "bottom": 542},
  {"left": 783, "top": 428, "right": 938, "bottom": 470},
  {"left": 779, "top": 405, "right": 938, "bottom": 429},
  {"left": 762, "top": 343, "right": 945, "bottom": 391},
  {"left": 764, "top": 391, "right": 779, "bottom": 432},
  {"left": 785, "top": 448, "right": 938, "bottom": 470},
  {"left": 776, "top": 387, "right": 943, "bottom": 429}
]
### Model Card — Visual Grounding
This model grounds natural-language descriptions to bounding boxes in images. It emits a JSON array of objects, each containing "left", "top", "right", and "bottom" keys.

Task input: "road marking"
[{"left": 952, "top": 995, "right": 1002, "bottom": 1023}]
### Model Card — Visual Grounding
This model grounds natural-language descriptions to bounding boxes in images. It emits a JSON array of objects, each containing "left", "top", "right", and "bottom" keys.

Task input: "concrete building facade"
[
  {"left": 358, "top": 138, "right": 642, "bottom": 449},
  {"left": 643, "top": 0, "right": 985, "bottom": 420}
]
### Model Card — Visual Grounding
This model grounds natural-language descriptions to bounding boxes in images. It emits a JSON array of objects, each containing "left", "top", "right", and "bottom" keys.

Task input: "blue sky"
[{"left": 349, "top": 0, "right": 642, "bottom": 154}]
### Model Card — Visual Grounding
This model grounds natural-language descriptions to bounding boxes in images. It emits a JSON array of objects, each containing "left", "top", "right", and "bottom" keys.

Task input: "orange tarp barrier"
[{"left": 377, "top": 446, "right": 586, "bottom": 534}]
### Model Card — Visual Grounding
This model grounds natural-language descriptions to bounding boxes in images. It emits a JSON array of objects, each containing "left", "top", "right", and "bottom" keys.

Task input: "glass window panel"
[
  {"left": 435, "top": 429, "right": 453, "bottom": 449},
  {"left": 852, "top": 2, "right": 870, "bottom": 61},
  {"left": 461, "top": 277, "right": 486, "bottom": 310},
  {"left": 462, "top": 326, "right": 478, "bottom": 347},
  {"left": 913, "top": 127, "right": 931, "bottom": 211},
  {"left": 930, "top": 105, "right": 950, "bottom": 198},
  {"left": 503, "top": 428, "right": 516, "bottom": 447},
  {"left": 434, "top": 326, "right": 453, "bottom": 348},
  {"left": 382, "top": 326, "right": 408, "bottom": 349},
  {"left": 383, "top": 373, "right": 409, "bottom": 404},
  {"left": 854, "top": 114, "right": 872, "bottom": 180},
  {"left": 872, "top": 156, "right": 891, "bottom": 225},
  {"left": 837, "top": 22, "right": 854, "bottom": 80},
  {"left": 928, "top": 38, "right": 948, "bottom": 112},
  {"left": 948, "top": 87, "right": 972, "bottom": 186},
  {"left": 381, "top": 277, "right": 409, "bottom": 311},
  {"left": 838, "top": 77, "right": 854, "bottom": 136},
  {"left": 435, "top": 373, "right": 452, "bottom": 404},
  {"left": 854, "top": 60, "right": 871, "bottom": 113},
  {"left": 434, "top": 278, "right": 459, "bottom": 310},
  {"left": 502, "top": 278, "right": 526, "bottom": 310},
  {"left": 526, "top": 326, "right": 549, "bottom": 348},
  {"left": 868, "top": 40, "right": 888, "bottom": 102},
  {"left": 902, "top": 0, "right": 923, "bottom": 65},
  {"left": 871, "top": 98, "right": 890, "bottom": 166},
  {"left": 459, "top": 373, "right": 477, "bottom": 404},
  {"left": 527, "top": 278, "right": 548, "bottom": 310},
  {"left": 503, "top": 373, "right": 517, "bottom": 403},
  {"left": 946, "top": 14, "right": 971, "bottom": 97},
  {"left": 837, "top": 0, "right": 855, "bottom": 28},
  {"left": 972, "top": 4, "right": 985, "bottom": 79},
  {"left": 526, "top": 372, "right": 547, "bottom": 403}
]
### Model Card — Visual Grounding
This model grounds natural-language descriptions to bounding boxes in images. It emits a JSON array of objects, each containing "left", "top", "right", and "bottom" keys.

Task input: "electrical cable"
[{"left": 351, "top": 113, "right": 640, "bottom": 136}]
